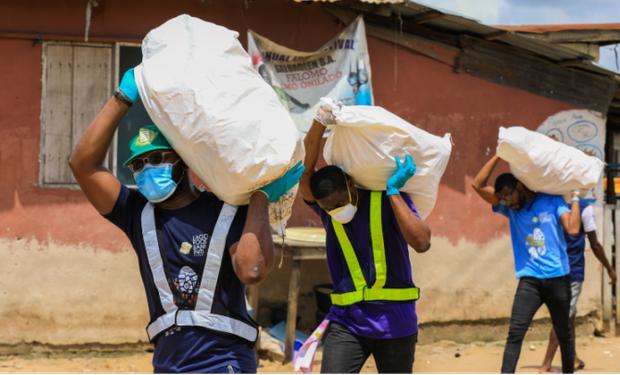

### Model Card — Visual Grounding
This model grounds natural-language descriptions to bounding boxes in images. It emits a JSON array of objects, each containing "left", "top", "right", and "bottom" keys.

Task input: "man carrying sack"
[
  {"left": 69, "top": 69, "right": 303, "bottom": 373},
  {"left": 472, "top": 154, "right": 582, "bottom": 374},
  {"left": 298, "top": 101, "right": 432, "bottom": 374},
  {"left": 538, "top": 200, "right": 617, "bottom": 373}
]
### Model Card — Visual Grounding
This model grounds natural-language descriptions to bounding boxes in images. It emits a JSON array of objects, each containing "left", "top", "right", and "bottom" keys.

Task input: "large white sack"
[
  {"left": 496, "top": 126, "right": 604, "bottom": 196},
  {"left": 134, "top": 15, "right": 305, "bottom": 234},
  {"left": 324, "top": 105, "right": 452, "bottom": 219}
]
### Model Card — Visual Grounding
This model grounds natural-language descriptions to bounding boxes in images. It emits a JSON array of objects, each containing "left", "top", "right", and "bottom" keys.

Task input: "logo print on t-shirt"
[
  {"left": 170, "top": 266, "right": 199, "bottom": 308},
  {"left": 538, "top": 211, "right": 552, "bottom": 224},
  {"left": 179, "top": 242, "right": 192, "bottom": 255},
  {"left": 193, "top": 234, "right": 209, "bottom": 257},
  {"left": 526, "top": 228, "right": 546, "bottom": 260},
  {"left": 177, "top": 266, "right": 198, "bottom": 294}
]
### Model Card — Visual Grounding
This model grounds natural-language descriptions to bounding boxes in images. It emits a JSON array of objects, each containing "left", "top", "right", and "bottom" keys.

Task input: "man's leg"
[
  {"left": 543, "top": 275, "right": 575, "bottom": 374},
  {"left": 321, "top": 322, "right": 370, "bottom": 374},
  {"left": 502, "top": 277, "right": 544, "bottom": 373},
  {"left": 539, "top": 279, "right": 582, "bottom": 373},
  {"left": 372, "top": 332, "right": 418, "bottom": 373},
  {"left": 570, "top": 316, "right": 584, "bottom": 369},
  {"left": 569, "top": 281, "right": 585, "bottom": 369},
  {"left": 539, "top": 327, "right": 560, "bottom": 373}
]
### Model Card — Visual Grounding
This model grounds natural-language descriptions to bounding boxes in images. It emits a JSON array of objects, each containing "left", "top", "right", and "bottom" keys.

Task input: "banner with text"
[{"left": 248, "top": 16, "right": 373, "bottom": 136}]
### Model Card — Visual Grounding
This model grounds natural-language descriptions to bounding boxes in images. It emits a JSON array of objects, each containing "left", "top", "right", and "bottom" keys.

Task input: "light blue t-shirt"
[{"left": 493, "top": 193, "right": 571, "bottom": 279}]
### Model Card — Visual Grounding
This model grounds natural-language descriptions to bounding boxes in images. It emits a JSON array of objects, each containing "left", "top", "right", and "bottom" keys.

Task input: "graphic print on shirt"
[
  {"left": 180, "top": 242, "right": 192, "bottom": 255},
  {"left": 192, "top": 233, "right": 209, "bottom": 257},
  {"left": 169, "top": 266, "right": 199, "bottom": 308},
  {"left": 526, "top": 228, "right": 546, "bottom": 260},
  {"left": 537, "top": 211, "right": 552, "bottom": 224}
]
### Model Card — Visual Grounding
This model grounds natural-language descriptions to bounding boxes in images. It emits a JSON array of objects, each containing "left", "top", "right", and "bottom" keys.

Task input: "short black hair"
[
  {"left": 494, "top": 173, "right": 518, "bottom": 193},
  {"left": 310, "top": 166, "right": 348, "bottom": 200}
]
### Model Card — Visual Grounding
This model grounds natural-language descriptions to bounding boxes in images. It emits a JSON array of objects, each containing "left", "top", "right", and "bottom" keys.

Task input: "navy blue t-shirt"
[
  {"left": 565, "top": 201, "right": 596, "bottom": 282},
  {"left": 103, "top": 185, "right": 256, "bottom": 373}
]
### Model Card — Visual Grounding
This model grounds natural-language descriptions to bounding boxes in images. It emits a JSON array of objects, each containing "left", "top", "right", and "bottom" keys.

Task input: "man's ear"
[
  {"left": 347, "top": 177, "right": 355, "bottom": 190},
  {"left": 348, "top": 179, "right": 357, "bottom": 195},
  {"left": 516, "top": 181, "right": 524, "bottom": 191}
]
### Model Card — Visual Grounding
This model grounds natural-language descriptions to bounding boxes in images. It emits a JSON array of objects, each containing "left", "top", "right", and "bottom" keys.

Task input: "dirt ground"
[{"left": 0, "top": 336, "right": 619, "bottom": 374}]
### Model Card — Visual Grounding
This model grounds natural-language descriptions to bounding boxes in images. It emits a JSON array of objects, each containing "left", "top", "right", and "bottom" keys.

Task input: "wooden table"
[{"left": 249, "top": 234, "right": 327, "bottom": 364}]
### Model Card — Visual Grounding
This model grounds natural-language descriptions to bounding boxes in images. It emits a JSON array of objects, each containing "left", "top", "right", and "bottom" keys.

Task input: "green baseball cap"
[{"left": 123, "top": 125, "right": 173, "bottom": 167}]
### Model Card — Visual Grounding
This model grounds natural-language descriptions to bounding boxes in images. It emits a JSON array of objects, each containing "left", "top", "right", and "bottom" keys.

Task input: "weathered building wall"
[
  {"left": 0, "top": 238, "right": 148, "bottom": 346},
  {"left": 0, "top": 0, "right": 600, "bottom": 346}
]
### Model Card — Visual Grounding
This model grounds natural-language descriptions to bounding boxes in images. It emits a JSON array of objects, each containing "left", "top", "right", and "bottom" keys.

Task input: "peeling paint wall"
[
  {"left": 256, "top": 234, "right": 603, "bottom": 333},
  {"left": 0, "top": 239, "right": 148, "bottom": 345},
  {"left": 0, "top": 233, "right": 603, "bottom": 345},
  {"left": 411, "top": 235, "right": 603, "bottom": 323}
]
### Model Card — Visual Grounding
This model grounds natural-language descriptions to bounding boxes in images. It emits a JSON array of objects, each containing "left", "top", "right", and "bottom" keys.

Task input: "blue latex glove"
[
  {"left": 258, "top": 161, "right": 305, "bottom": 203},
  {"left": 118, "top": 68, "right": 140, "bottom": 103},
  {"left": 386, "top": 155, "right": 416, "bottom": 195}
]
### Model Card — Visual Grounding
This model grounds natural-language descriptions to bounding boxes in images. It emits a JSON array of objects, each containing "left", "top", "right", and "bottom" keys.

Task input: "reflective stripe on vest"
[
  {"left": 330, "top": 191, "right": 419, "bottom": 306},
  {"left": 141, "top": 202, "right": 258, "bottom": 342}
]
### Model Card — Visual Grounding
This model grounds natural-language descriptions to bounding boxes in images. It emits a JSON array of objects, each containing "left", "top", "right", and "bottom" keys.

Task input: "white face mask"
[
  {"left": 327, "top": 179, "right": 358, "bottom": 224},
  {"left": 329, "top": 204, "right": 357, "bottom": 224}
]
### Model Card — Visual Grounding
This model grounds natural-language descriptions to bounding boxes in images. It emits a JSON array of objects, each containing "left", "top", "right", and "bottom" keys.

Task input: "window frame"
[
  {"left": 112, "top": 42, "right": 142, "bottom": 183},
  {"left": 38, "top": 41, "right": 142, "bottom": 189}
]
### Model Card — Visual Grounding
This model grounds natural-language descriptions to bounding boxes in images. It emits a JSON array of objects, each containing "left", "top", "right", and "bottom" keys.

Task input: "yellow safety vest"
[{"left": 330, "top": 191, "right": 420, "bottom": 306}]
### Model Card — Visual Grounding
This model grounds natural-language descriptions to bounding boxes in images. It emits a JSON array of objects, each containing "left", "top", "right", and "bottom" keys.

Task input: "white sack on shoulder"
[
  {"left": 324, "top": 105, "right": 452, "bottom": 219},
  {"left": 496, "top": 126, "right": 604, "bottom": 196},
  {"left": 134, "top": 15, "right": 304, "bottom": 235}
]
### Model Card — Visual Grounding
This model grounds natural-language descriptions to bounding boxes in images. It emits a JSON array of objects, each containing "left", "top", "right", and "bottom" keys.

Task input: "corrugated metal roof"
[
  {"left": 496, "top": 24, "right": 620, "bottom": 33},
  {"left": 294, "top": 0, "right": 619, "bottom": 78},
  {"left": 295, "top": 0, "right": 620, "bottom": 118},
  {"left": 495, "top": 24, "right": 620, "bottom": 45},
  {"left": 456, "top": 34, "right": 618, "bottom": 113},
  {"left": 388, "top": 2, "right": 595, "bottom": 63}
]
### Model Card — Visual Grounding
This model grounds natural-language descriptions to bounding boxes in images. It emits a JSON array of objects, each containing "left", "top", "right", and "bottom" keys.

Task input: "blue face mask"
[{"left": 134, "top": 161, "right": 182, "bottom": 203}]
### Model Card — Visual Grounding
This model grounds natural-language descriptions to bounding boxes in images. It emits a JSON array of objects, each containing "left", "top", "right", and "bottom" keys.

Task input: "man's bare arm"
[
  {"left": 299, "top": 119, "right": 327, "bottom": 204},
  {"left": 472, "top": 154, "right": 501, "bottom": 207},
  {"left": 229, "top": 192, "right": 274, "bottom": 285},
  {"left": 69, "top": 96, "right": 128, "bottom": 215},
  {"left": 390, "top": 194, "right": 431, "bottom": 253},
  {"left": 559, "top": 195, "right": 581, "bottom": 237},
  {"left": 587, "top": 230, "right": 617, "bottom": 284}
]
